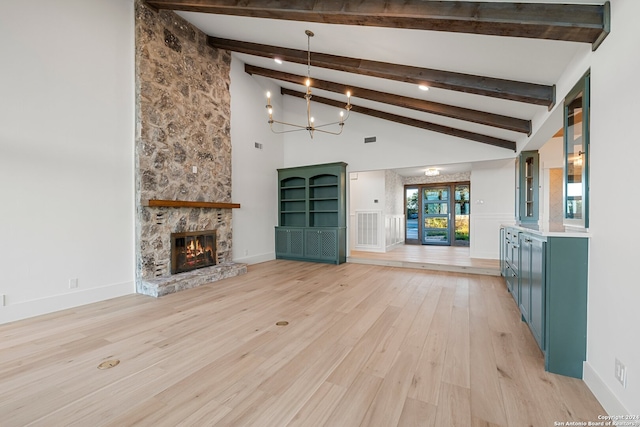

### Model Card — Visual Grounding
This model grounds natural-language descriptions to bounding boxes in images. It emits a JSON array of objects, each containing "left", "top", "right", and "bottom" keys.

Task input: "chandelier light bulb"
[
  {"left": 266, "top": 91, "right": 271, "bottom": 98},
  {"left": 268, "top": 108, "right": 273, "bottom": 115}
]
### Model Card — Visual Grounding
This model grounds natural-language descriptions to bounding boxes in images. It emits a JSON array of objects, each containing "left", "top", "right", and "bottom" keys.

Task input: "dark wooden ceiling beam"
[
  {"left": 146, "top": 1, "right": 610, "bottom": 48},
  {"left": 210, "top": 37, "right": 555, "bottom": 107},
  {"left": 280, "top": 88, "right": 515, "bottom": 151},
  {"left": 246, "top": 64, "right": 531, "bottom": 135}
]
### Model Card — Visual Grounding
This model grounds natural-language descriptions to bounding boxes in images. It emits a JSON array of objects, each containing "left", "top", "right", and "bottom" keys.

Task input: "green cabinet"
[
  {"left": 275, "top": 227, "right": 305, "bottom": 259},
  {"left": 501, "top": 227, "right": 520, "bottom": 303},
  {"left": 501, "top": 226, "right": 589, "bottom": 378},
  {"left": 544, "top": 236, "right": 589, "bottom": 378},
  {"left": 304, "top": 228, "right": 345, "bottom": 262},
  {"left": 276, "top": 162, "right": 347, "bottom": 264},
  {"left": 529, "top": 237, "right": 545, "bottom": 350},
  {"left": 516, "top": 151, "right": 540, "bottom": 224},
  {"left": 564, "top": 72, "right": 590, "bottom": 229},
  {"left": 519, "top": 233, "right": 546, "bottom": 349}
]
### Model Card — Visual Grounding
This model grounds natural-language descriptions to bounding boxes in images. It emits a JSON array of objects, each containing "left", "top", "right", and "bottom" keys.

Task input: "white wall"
[
  {"left": 469, "top": 159, "right": 516, "bottom": 259},
  {"left": 230, "top": 58, "right": 284, "bottom": 264},
  {"left": 0, "top": 0, "right": 135, "bottom": 324},
  {"left": 348, "top": 170, "right": 386, "bottom": 252},
  {"left": 582, "top": 0, "right": 640, "bottom": 414},
  {"left": 539, "top": 136, "right": 564, "bottom": 224},
  {"left": 281, "top": 97, "right": 515, "bottom": 170}
]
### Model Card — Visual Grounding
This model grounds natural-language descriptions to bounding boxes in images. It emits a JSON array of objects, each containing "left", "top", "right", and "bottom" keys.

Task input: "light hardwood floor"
[
  {"left": 349, "top": 244, "right": 501, "bottom": 276},
  {"left": 0, "top": 260, "right": 604, "bottom": 426}
]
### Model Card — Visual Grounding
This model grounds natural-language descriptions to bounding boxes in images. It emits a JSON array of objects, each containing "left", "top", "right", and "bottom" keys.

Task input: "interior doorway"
[{"left": 405, "top": 182, "right": 470, "bottom": 246}]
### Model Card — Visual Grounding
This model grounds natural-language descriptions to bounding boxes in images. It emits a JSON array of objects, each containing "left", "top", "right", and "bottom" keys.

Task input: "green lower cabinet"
[
  {"left": 505, "top": 263, "right": 519, "bottom": 304},
  {"left": 519, "top": 234, "right": 532, "bottom": 324},
  {"left": 529, "top": 237, "right": 545, "bottom": 350},
  {"left": 544, "top": 236, "right": 589, "bottom": 379},
  {"left": 276, "top": 226, "right": 346, "bottom": 264},
  {"left": 502, "top": 228, "right": 589, "bottom": 378},
  {"left": 519, "top": 234, "right": 545, "bottom": 350},
  {"left": 275, "top": 227, "right": 305, "bottom": 259},
  {"left": 502, "top": 227, "right": 520, "bottom": 304}
]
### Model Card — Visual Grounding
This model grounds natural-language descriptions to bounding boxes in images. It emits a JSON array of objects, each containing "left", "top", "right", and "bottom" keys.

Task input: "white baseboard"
[
  {"left": 0, "top": 281, "right": 135, "bottom": 325},
  {"left": 233, "top": 252, "right": 275, "bottom": 265},
  {"left": 470, "top": 250, "right": 499, "bottom": 260},
  {"left": 583, "top": 361, "right": 630, "bottom": 415},
  {"left": 385, "top": 241, "right": 404, "bottom": 252}
]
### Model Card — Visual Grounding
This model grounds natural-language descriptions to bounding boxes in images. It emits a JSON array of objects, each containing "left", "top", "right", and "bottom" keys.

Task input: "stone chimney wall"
[{"left": 134, "top": 0, "right": 233, "bottom": 283}]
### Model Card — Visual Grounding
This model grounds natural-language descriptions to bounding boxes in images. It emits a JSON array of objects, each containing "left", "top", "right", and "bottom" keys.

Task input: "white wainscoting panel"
[{"left": 386, "top": 214, "right": 405, "bottom": 250}]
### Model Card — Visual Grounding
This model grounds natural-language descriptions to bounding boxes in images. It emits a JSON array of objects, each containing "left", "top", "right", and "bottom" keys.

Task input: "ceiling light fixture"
[
  {"left": 425, "top": 168, "right": 440, "bottom": 176},
  {"left": 265, "top": 30, "right": 352, "bottom": 139},
  {"left": 274, "top": 58, "right": 283, "bottom": 64}
]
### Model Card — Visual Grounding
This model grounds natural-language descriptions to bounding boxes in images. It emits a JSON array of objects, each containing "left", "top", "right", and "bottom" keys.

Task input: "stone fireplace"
[{"left": 134, "top": 1, "right": 246, "bottom": 297}]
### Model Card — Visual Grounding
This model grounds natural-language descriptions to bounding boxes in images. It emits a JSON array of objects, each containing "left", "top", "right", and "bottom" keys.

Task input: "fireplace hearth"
[{"left": 171, "top": 230, "right": 216, "bottom": 274}]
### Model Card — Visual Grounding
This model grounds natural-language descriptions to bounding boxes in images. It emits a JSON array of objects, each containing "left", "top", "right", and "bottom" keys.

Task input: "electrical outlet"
[
  {"left": 69, "top": 278, "right": 78, "bottom": 289},
  {"left": 615, "top": 358, "right": 627, "bottom": 388}
]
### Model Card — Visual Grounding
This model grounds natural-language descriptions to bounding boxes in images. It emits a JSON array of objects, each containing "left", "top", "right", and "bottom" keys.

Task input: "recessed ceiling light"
[
  {"left": 418, "top": 85, "right": 429, "bottom": 91},
  {"left": 274, "top": 58, "right": 283, "bottom": 64}
]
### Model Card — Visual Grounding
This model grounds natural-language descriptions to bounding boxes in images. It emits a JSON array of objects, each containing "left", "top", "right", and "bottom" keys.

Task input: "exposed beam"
[
  {"left": 146, "top": 1, "right": 610, "bottom": 48},
  {"left": 246, "top": 64, "right": 531, "bottom": 135},
  {"left": 210, "top": 37, "right": 555, "bottom": 107},
  {"left": 280, "top": 89, "right": 515, "bottom": 151}
]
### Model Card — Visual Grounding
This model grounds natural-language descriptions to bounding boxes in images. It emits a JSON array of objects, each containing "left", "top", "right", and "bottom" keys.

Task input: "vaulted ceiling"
[{"left": 145, "top": 0, "right": 609, "bottom": 152}]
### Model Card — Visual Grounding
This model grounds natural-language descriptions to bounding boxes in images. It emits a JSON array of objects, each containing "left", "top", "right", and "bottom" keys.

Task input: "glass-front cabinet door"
[
  {"left": 564, "top": 72, "right": 590, "bottom": 228},
  {"left": 518, "top": 151, "right": 539, "bottom": 224}
]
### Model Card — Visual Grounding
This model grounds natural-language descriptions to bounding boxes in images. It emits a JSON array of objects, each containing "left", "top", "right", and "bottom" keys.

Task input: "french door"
[
  {"left": 404, "top": 182, "right": 470, "bottom": 246},
  {"left": 422, "top": 186, "right": 450, "bottom": 245}
]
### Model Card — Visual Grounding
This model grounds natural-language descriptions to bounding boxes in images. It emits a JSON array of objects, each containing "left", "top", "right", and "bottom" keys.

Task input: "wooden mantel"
[{"left": 143, "top": 199, "right": 240, "bottom": 209}]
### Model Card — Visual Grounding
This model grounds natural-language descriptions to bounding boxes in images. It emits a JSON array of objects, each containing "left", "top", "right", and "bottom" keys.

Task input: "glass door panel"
[
  {"left": 454, "top": 184, "right": 470, "bottom": 246},
  {"left": 565, "top": 95, "right": 584, "bottom": 221},
  {"left": 422, "top": 187, "right": 450, "bottom": 245},
  {"left": 405, "top": 187, "right": 419, "bottom": 242}
]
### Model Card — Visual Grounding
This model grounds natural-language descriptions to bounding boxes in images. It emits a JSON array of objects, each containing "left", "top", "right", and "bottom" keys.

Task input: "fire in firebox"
[{"left": 171, "top": 230, "right": 216, "bottom": 274}]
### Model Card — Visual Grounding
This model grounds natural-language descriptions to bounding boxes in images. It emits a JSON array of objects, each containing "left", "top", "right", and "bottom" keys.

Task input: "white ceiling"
[{"left": 175, "top": 2, "right": 598, "bottom": 174}]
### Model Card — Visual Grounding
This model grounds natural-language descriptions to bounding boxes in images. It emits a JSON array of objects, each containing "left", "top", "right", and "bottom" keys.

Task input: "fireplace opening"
[{"left": 171, "top": 230, "right": 216, "bottom": 274}]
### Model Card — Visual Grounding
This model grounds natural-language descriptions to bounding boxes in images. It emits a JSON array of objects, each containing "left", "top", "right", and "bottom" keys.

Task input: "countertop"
[{"left": 502, "top": 222, "right": 591, "bottom": 238}]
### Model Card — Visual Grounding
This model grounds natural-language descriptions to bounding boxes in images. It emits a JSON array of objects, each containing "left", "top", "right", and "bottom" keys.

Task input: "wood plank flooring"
[
  {"left": 0, "top": 260, "right": 604, "bottom": 426},
  {"left": 349, "top": 244, "right": 501, "bottom": 276}
]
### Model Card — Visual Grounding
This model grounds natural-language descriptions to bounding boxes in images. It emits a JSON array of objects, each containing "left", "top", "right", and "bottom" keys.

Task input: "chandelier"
[{"left": 265, "top": 30, "right": 352, "bottom": 139}]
